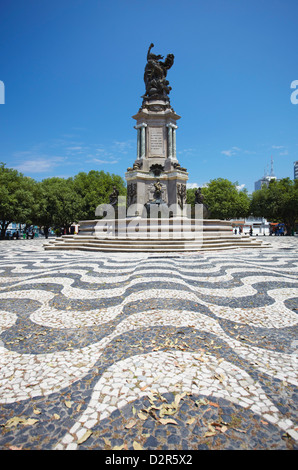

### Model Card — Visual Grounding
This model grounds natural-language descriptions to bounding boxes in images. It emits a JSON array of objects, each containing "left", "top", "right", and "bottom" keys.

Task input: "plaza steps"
[{"left": 44, "top": 218, "right": 271, "bottom": 252}]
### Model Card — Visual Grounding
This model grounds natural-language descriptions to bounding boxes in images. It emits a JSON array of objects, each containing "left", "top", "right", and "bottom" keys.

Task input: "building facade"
[
  {"left": 231, "top": 216, "right": 271, "bottom": 236},
  {"left": 254, "top": 175, "right": 277, "bottom": 191}
]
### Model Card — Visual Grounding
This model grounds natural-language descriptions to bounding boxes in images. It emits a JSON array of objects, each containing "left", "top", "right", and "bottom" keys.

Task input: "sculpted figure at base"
[
  {"left": 154, "top": 179, "right": 163, "bottom": 200},
  {"left": 177, "top": 183, "right": 186, "bottom": 209},
  {"left": 109, "top": 186, "right": 119, "bottom": 207},
  {"left": 195, "top": 187, "right": 209, "bottom": 219}
]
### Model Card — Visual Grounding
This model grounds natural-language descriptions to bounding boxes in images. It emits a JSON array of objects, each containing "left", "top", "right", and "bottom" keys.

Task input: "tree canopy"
[
  {"left": 34, "top": 177, "right": 82, "bottom": 233},
  {"left": 187, "top": 178, "right": 251, "bottom": 220},
  {"left": 0, "top": 166, "right": 126, "bottom": 238},
  {"left": 250, "top": 178, "right": 298, "bottom": 234},
  {"left": 73, "top": 170, "right": 126, "bottom": 220},
  {"left": 0, "top": 163, "right": 36, "bottom": 238}
]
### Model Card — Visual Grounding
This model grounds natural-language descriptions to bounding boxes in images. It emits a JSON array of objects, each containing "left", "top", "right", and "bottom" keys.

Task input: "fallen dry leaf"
[
  {"left": 174, "top": 392, "right": 186, "bottom": 407},
  {"left": 137, "top": 411, "right": 148, "bottom": 421},
  {"left": 4, "top": 417, "right": 23, "bottom": 428},
  {"left": 125, "top": 419, "right": 137, "bottom": 429},
  {"left": 103, "top": 437, "right": 111, "bottom": 447},
  {"left": 77, "top": 429, "right": 92, "bottom": 445},
  {"left": 25, "top": 418, "right": 38, "bottom": 426},
  {"left": 4, "top": 417, "right": 38, "bottom": 428},
  {"left": 133, "top": 441, "right": 143, "bottom": 450},
  {"left": 159, "top": 418, "right": 178, "bottom": 425},
  {"left": 208, "top": 401, "right": 220, "bottom": 408},
  {"left": 186, "top": 417, "right": 196, "bottom": 425},
  {"left": 159, "top": 404, "right": 177, "bottom": 417},
  {"left": 140, "top": 384, "right": 149, "bottom": 391},
  {"left": 204, "top": 423, "right": 217, "bottom": 437},
  {"left": 233, "top": 428, "right": 246, "bottom": 433},
  {"left": 195, "top": 398, "right": 209, "bottom": 407},
  {"left": 147, "top": 392, "right": 157, "bottom": 403}
]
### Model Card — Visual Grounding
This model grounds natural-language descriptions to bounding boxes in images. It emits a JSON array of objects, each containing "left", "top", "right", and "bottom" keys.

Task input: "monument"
[
  {"left": 45, "top": 44, "right": 270, "bottom": 252},
  {"left": 125, "top": 43, "right": 188, "bottom": 217}
]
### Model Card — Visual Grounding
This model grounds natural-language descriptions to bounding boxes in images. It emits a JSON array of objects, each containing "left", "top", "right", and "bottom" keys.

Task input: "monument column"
[
  {"left": 141, "top": 124, "right": 147, "bottom": 159},
  {"left": 172, "top": 125, "right": 177, "bottom": 160},
  {"left": 136, "top": 128, "right": 141, "bottom": 159},
  {"left": 126, "top": 43, "right": 188, "bottom": 212},
  {"left": 167, "top": 124, "right": 173, "bottom": 159},
  {"left": 166, "top": 123, "right": 178, "bottom": 160},
  {"left": 135, "top": 123, "right": 147, "bottom": 159}
]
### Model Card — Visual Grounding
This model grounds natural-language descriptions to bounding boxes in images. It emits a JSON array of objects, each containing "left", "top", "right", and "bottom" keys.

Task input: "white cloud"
[
  {"left": 221, "top": 146, "right": 241, "bottom": 157},
  {"left": 271, "top": 145, "right": 288, "bottom": 156},
  {"left": 88, "top": 158, "right": 118, "bottom": 165},
  {"left": 67, "top": 146, "right": 83, "bottom": 151},
  {"left": 14, "top": 156, "right": 66, "bottom": 173},
  {"left": 186, "top": 182, "right": 209, "bottom": 189},
  {"left": 236, "top": 183, "right": 246, "bottom": 191},
  {"left": 112, "top": 140, "right": 134, "bottom": 154},
  {"left": 10, "top": 137, "right": 84, "bottom": 174},
  {"left": 221, "top": 150, "right": 233, "bottom": 157},
  {"left": 186, "top": 182, "right": 199, "bottom": 189}
]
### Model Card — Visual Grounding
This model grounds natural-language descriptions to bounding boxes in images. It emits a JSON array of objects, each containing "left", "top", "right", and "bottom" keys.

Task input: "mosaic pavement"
[{"left": 0, "top": 236, "right": 297, "bottom": 450}]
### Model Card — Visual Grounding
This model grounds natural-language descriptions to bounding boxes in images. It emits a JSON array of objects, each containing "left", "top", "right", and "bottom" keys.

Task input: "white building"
[
  {"left": 254, "top": 175, "right": 277, "bottom": 191},
  {"left": 231, "top": 216, "right": 270, "bottom": 236},
  {"left": 254, "top": 156, "right": 277, "bottom": 191}
]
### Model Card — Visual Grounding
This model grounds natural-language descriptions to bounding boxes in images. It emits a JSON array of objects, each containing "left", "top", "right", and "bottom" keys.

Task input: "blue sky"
[{"left": 0, "top": 0, "right": 297, "bottom": 193}]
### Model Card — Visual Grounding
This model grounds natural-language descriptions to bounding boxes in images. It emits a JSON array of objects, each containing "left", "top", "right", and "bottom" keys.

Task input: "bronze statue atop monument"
[{"left": 142, "top": 43, "right": 175, "bottom": 102}]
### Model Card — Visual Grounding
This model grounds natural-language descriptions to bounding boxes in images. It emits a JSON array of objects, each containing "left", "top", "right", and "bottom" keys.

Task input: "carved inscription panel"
[{"left": 149, "top": 127, "right": 164, "bottom": 156}]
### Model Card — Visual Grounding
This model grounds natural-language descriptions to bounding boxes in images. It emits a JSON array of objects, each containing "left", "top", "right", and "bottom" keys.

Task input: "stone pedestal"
[{"left": 125, "top": 99, "right": 188, "bottom": 216}]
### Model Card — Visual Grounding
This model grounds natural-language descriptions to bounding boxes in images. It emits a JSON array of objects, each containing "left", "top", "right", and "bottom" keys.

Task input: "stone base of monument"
[{"left": 44, "top": 218, "right": 271, "bottom": 252}]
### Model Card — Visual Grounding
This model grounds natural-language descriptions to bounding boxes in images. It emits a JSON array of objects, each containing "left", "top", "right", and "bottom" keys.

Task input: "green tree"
[
  {"left": 73, "top": 170, "right": 126, "bottom": 220},
  {"left": 186, "top": 187, "right": 197, "bottom": 207},
  {"left": 187, "top": 179, "right": 251, "bottom": 219},
  {"left": 251, "top": 178, "right": 298, "bottom": 234},
  {"left": 34, "top": 177, "right": 81, "bottom": 235},
  {"left": 0, "top": 163, "right": 37, "bottom": 238},
  {"left": 0, "top": 164, "right": 128, "bottom": 237}
]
